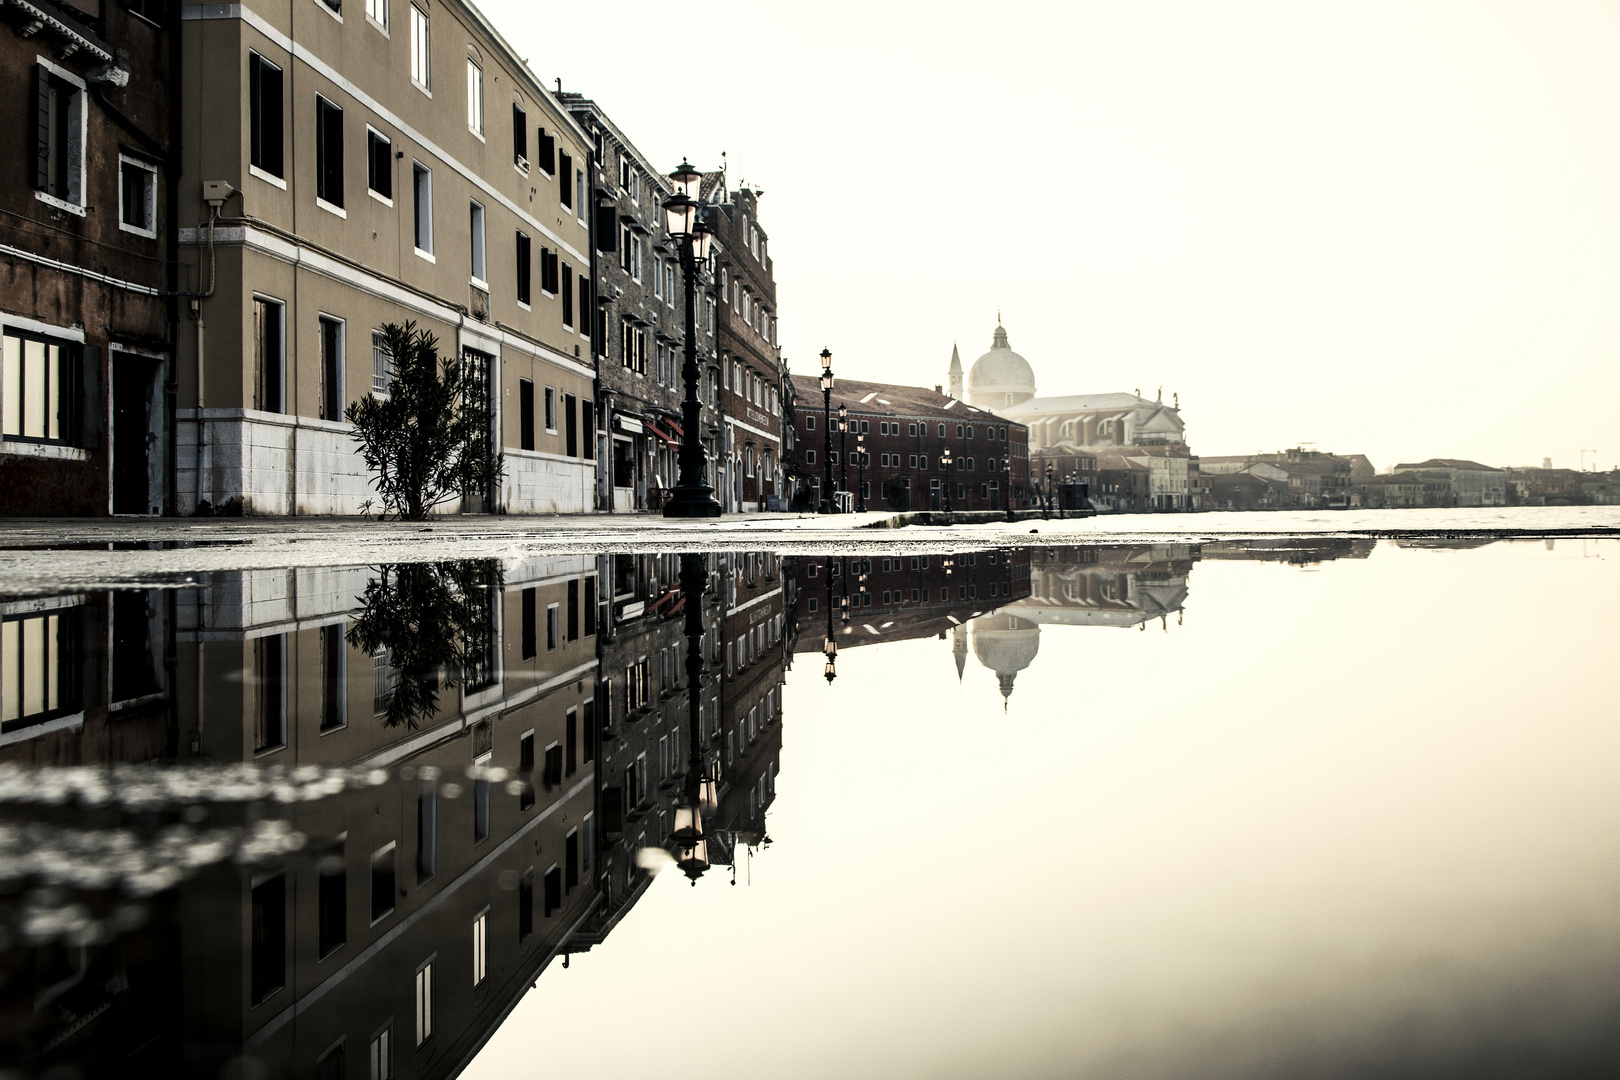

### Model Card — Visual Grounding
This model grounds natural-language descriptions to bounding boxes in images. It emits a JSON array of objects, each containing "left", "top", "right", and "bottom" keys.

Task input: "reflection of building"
[
  {"left": 1200, "top": 539, "right": 1375, "bottom": 565},
  {"left": 1005, "top": 546, "right": 1195, "bottom": 631},
  {"left": 968, "top": 613, "right": 1040, "bottom": 703}
]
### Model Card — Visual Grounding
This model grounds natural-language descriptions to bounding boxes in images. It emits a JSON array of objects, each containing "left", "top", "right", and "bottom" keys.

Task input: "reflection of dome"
[
  {"left": 970, "top": 614, "right": 1040, "bottom": 701},
  {"left": 966, "top": 323, "right": 1036, "bottom": 408}
]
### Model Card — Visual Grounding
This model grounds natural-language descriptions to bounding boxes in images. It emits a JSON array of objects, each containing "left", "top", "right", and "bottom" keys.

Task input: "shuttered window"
[{"left": 315, "top": 96, "right": 344, "bottom": 207}]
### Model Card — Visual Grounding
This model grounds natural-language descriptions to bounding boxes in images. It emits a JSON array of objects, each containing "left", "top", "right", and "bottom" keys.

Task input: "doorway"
[{"left": 112, "top": 353, "right": 160, "bottom": 515}]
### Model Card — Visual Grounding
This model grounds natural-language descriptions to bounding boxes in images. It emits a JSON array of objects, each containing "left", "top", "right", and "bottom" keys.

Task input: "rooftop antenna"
[{"left": 555, "top": 77, "right": 561, "bottom": 92}]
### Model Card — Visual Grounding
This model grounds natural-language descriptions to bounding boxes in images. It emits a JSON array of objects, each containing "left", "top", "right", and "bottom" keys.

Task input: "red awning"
[
  {"left": 646, "top": 422, "right": 679, "bottom": 449},
  {"left": 664, "top": 419, "right": 684, "bottom": 438}
]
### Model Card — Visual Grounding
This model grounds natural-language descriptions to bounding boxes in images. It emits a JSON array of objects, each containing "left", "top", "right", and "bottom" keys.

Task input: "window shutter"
[
  {"left": 595, "top": 204, "right": 617, "bottom": 251},
  {"left": 512, "top": 104, "right": 526, "bottom": 164},
  {"left": 33, "top": 66, "right": 51, "bottom": 191},
  {"left": 538, "top": 129, "right": 555, "bottom": 174},
  {"left": 77, "top": 345, "right": 102, "bottom": 449},
  {"left": 558, "top": 151, "right": 572, "bottom": 207}
]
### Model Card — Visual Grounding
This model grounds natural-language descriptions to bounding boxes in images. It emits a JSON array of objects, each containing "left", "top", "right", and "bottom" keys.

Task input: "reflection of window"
[
  {"left": 370, "top": 1025, "right": 392, "bottom": 1080},
  {"left": 519, "top": 731, "right": 534, "bottom": 810},
  {"left": 543, "top": 866, "right": 561, "bottom": 916},
  {"left": 520, "top": 586, "right": 537, "bottom": 658},
  {"left": 318, "top": 839, "right": 346, "bottom": 957},
  {"left": 414, "top": 960, "right": 433, "bottom": 1045},
  {"left": 518, "top": 870, "right": 534, "bottom": 940},
  {"left": 473, "top": 759, "right": 490, "bottom": 842},
  {"left": 546, "top": 603, "right": 558, "bottom": 652},
  {"left": 416, "top": 780, "right": 436, "bottom": 882},
  {"left": 1, "top": 607, "right": 79, "bottom": 733},
  {"left": 320, "top": 623, "right": 347, "bottom": 731},
  {"left": 371, "top": 842, "right": 396, "bottom": 922},
  {"left": 371, "top": 646, "right": 395, "bottom": 715},
  {"left": 254, "top": 633, "right": 286, "bottom": 752},
  {"left": 471, "top": 910, "right": 487, "bottom": 985},
  {"left": 250, "top": 873, "right": 287, "bottom": 1005}
]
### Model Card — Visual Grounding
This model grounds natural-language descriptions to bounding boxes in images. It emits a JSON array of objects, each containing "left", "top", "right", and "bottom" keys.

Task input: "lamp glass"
[
  {"left": 819, "top": 349, "right": 832, "bottom": 372},
  {"left": 820, "top": 372, "right": 833, "bottom": 392},
  {"left": 662, "top": 193, "right": 695, "bottom": 236}
]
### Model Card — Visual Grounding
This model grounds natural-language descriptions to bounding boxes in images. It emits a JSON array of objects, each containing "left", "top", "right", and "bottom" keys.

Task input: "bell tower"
[{"left": 947, "top": 343, "right": 963, "bottom": 400}]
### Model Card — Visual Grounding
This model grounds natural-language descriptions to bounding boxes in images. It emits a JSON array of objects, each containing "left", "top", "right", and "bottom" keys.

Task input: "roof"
[
  {"left": 1392, "top": 459, "right": 1503, "bottom": 473},
  {"left": 787, "top": 375, "right": 1020, "bottom": 425},
  {"left": 967, "top": 324, "right": 1036, "bottom": 395},
  {"left": 1003, "top": 392, "right": 1169, "bottom": 416}
]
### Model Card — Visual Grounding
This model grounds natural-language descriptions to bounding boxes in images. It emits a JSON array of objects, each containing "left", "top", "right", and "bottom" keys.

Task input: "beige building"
[{"left": 177, "top": 0, "right": 597, "bottom": 514}]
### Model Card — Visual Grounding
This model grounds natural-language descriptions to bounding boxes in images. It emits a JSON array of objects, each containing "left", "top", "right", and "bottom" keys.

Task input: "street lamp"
[
  {"left": 823, "top": 556, "right": 837, "bottom": 683},
  {"left": 819, "top": 349, "right": 835, "bottom": 514},
  {"left": 856, "top": 432, "right": 868, "bottom": 512},
  {"left": 662, "top": 162, "right": 722, "bottom": 518},
  {"left": 838, "top": 403, "right": 849, "bottom": 505},
  {"left": 941, "top": 445, "right": 953, "bottom": 513},
  {"left": 1002, "top": 457, "right": 1014, "bottom": 522},
  {"left": 672, "top": 551, "right": 713, "bottom": 883},
  {"left": 1043, "top": 462, "right": 1054, "bottom": 520}
]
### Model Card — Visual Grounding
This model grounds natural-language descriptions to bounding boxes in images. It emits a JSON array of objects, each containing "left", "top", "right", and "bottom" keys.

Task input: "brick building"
[
  {"left": 3, "top": 0, "right": 173, "bottom": 516},
  {"left": 787, "top": 376, "right": 1029, "bottom": 512},
  {"left": 706, "top": 182, "right": 783, "bottom": 512}
]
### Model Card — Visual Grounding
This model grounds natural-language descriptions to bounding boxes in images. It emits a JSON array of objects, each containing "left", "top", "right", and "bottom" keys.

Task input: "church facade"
[{"left": 951, "top": 321, "right": 1196, "bottom": 510}]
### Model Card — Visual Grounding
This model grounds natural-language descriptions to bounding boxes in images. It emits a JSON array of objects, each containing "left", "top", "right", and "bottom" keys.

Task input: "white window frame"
[
  {"left": 116, "top": 154, "right": 158, "bottom": 238},
  {"left": 411, "top": 161, "right": 434, "bottom": 259},
  {"left": 366, "top": 125, "right": 393, "bottom": 206},
  {"left": 317, "top": 313, "right": 346, "bottom": 422},
  {"left": 409, "top": 4, "right": 430, "bottom": 93},
  {"left": 471, "top": 909, "right": 488, "bottom": 986},
  {"left": 414, "top": 958, "right": 434, "bottom": 1046},
  {"left": 366, "top": 0, "right": 388, "bottom": 32},
  {"left": 34, "top": 56, "right": 87, "bottom": 217},
  {"left": 468, "top": 199, "right": 486, "bottom": 286},
  {"left": 465, "top": 57, "right": 484, "bottom": 138}
]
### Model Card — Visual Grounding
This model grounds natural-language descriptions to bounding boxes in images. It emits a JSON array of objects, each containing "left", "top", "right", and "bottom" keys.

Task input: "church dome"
[
  {"left": 966, "top": 323, "right": 1036, "bottom": 408},
  {"left": 970, "top": 614, "right": 1041, "bottom": 701}
]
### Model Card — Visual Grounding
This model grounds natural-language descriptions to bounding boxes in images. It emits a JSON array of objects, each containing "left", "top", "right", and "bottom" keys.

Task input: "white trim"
[
  {"left": 188, "top": 3, "right": 590, "bottom": 264},
  {"left": 116, "top": 154, "right": 159, "bottom": 238},
  {"left": 0, "top": 313, "right": 85, "bottom": 342},
  {"left": 413, "top": 246, "right": 436, "bottom": 263},
  {"left": 34, "top": 191, "right": 85, "bottom": 218},
  {"left": 1, "top": 440, "right": 90, "bottom": 461},
  {"left": 316, "top": 197, "right": 348, "bottom": 219},
  {"left": 249, "top": 163, "right": 288, "bottom": 190},
  {"left": 313, "top": 0, "right": 342, "bottom": 21},
  {"left": 368, "top": 189, "right": 394, "bottom": 207},
  {"left": 0, "top": 712, "right": 85, "bottom": 748}
]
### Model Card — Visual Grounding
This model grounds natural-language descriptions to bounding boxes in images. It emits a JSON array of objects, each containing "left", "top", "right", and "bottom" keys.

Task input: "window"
[
  {"left": 577, "top": 169, "right": 587, "bottom": 224},
  {"left": 409, "top": 5, "right": 429, "bottom": 88},
  {"left": 32, "top": 61, "right": 83, "bottom": 211},
  {"left": 805, "top": 415, "right": 815, "bottom": 431},
  {"left": 805, "top": 450, "right": 815, "bottom": 465},
  {"left": 566, "top": 579, "right": 580, "bottom": 641},
  {"left": 540, "top": 247, "right": 559, "bottom": 293},
  {"left": 411, "top": 163, "right": 432, "bottom": 254},
  {"left": 317, "top": 1042, "right": 345, "bottom": 1080},
  {"left": 473, "top": 762, "right": 490, "bottom": 842},
  {"left": 248, "top": 55, "right": 287, "bottom": 182},
  {"left": 469, "top": 201, "right": 486, "bottom": 283},
  {"left": 371, "top": 647, "right": 395, "bottom": 714},
  {"left": 519, "top": 731, "right": 535, "bottom": 810},
  {"left": 546, "top": 603, "right": 559, "bottom": 651},
  {"left": 254, "top": 296, "right": 284, "bottom": 412},
  {"left": 371, "top": 842, "right": 396, "bottom": 921},
  {"left": 370, "top": 1026, "right": 392, "bottom": 1080},
  {"left": 518, "top": 379, "right": 534, "bottom": 451},
  {"left": 1, "top": 332, "right": 73, "bottom": 444},
  {"left": 544, "top": 386, "right": 556, "bottom": 431},
  {"left": 371, "top": 329, "right": 393, "bottom": 396},
  {"left": 472, "top": 911, "right": 487, "bottom": 985},
  {"left": 414, "top": 962, "right": 433, "bottom": 1046},
  {"left": 318, "top": 315, "right": 344, "bottom": 421},
  {"left": 511, "top": 102, "right": 527, "bottom": 168},
  {"left": 561, "top": 264, "right": 574, "bottom": 327},
  {"left": 565, "top": 830, "right": 579, "bottom": 891},
  {"left": 318, "top": 840, "right": 346, "bottom": 957},
  {"left": 543, "top": 866, "right": 561, "bottom": 916},
  {"left": 579, "top": 277, "right": 591, "bottom": 339},
  {"left": 118, "top": 156, "right": 157, "bottom": 236},
  {"left": 250, "top": 874, "right": 287, "bottom": 1005},
  {"left": 319, "top": 622, "right": 347, "bottom": 730},
  {"left": 515, "top": 232, "right": 530, "bottom": 305},
  {"left": 366, "top": 0, "right": 387, "bottom": 26},
  {"left": 465, "top": 59, "right": 482, "bottom": 134},
  {"left": 938, "top": 423, "right": 946, "bottom": 437},
  {"left": 416, "top": 781, "right": 436, "bottom": 882},
  {"left": 0, "top": 608, "right": 81, "bottom": 732},
  {"left": 316, "top": 96, "right": 344, "bottom": 208},
  {"left": 367, "top": 128, "right": 392, "bottom": 200},
  {"left": 565, "top": 706, "right": 577, "bottom": 775},
  {"left": 520, "top": 585, "right": 536, "bottom": 656},
  {"left": 558, "top": 150, "right": 573, "bottom": 208},
  {"left": 536, "top": 127, "right": 554, "bottom": 175},
  {"left": 545, "top": 743, "right": 562, "bottom": 788},
  {"left": 254, "top": 633, "right": 286, "bottom": 751}
]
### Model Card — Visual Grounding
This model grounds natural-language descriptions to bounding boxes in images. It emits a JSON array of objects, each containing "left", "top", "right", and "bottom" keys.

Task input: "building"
[
  {"left": 707, "top": 181, "right": 784, "bottom": 512},
  {"left": 1200, "top": 448, "right": 1373, "bottom": 510},
  {"left": 177, "top": 0, "right": 597, "bottom": 514},
  {"left": 3, "top": 0, "right": 173, "bottom": 516},
  {"left": 787, "top": 375, "right": 1029, "bottom": 512},
  {"left": 559, "top": 96, "right": 723, "bottom": 513},
  {"left": 1390, "top": 459, "right": 1506, "bottom": 507}
]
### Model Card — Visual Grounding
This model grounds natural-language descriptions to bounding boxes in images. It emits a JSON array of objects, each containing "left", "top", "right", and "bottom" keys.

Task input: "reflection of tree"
[{"left": 346, "top": 561, "right": 504, "bottom": 729}]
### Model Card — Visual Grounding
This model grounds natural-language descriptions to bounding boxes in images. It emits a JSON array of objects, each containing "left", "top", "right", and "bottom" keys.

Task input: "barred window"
[{"left": 371, "top": 330, "right": 393, "bottom": 396}]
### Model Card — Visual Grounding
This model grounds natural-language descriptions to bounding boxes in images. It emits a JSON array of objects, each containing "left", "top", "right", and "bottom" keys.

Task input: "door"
[
  {"left": 929, "top": 478, "right": 940, "bottom": 511},
  {"left": 112, "top": 354, "right": 157, "bottom": 514}
]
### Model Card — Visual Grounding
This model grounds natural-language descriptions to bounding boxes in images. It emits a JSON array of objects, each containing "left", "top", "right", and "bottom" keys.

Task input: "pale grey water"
[{"left": 0, "top": 530, "right": 1615, "bottom": 1078}]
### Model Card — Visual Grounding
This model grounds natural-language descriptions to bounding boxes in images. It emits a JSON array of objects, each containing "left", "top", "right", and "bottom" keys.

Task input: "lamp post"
[
  {"left": 818, "top": 349, "right": 835, "bottom": 513},
  {"left": 1043, "top": 462, "right": 1053, "bottom": 520},
  {"left": 856, "top": 432, "right": 867, "bottom": 512},
  {"left": 941, "top": 445, "right": 953, "bottom": 513},
  {"left": 838, "top": 403, "right": 849, "bottom": 507},
  {"left": 1002, "top": 457, "right": 1015, "bottom": 522},
  {"left": 661, "top": 162, "right": 722, "bottom": 519}
]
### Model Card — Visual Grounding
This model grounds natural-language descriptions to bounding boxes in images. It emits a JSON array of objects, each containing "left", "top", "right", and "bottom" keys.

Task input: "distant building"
[
  {"left": 1390, "top": 459, "right": 1506, "bottom": 507},
  {"left": 1199, "top": 448, "right": 1372, "bottom": 510},
  {"left": 787, "top": 375, "right": 1029, "bottom": 512}
]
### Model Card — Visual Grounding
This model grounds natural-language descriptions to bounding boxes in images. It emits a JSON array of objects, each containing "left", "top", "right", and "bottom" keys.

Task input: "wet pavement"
[{"left": 0, "top": 523, "right": 1617, "bottom": 1078}]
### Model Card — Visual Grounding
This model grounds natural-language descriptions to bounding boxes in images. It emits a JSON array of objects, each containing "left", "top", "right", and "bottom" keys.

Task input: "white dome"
[{"left": 966, "top": 324, "right": 1036, "bottom": 407}]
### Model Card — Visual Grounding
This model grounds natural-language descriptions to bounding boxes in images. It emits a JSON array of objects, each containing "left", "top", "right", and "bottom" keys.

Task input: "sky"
[{"left": 481, "top": 0, "right": 1620, "bottom": 473}]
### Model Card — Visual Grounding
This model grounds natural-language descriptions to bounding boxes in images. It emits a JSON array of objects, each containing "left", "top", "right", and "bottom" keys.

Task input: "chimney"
[{"left": 935, "top": 385, "right": 943, "bottom": 395}]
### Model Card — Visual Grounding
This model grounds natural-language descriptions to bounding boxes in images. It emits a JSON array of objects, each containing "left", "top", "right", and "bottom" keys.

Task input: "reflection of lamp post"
[
  {"left": 941, "top": 445, "right": 954, "bottom": 513},
  {"left": 856, "top": 433, "right": 867, "bottom": 512},
  {"left": 662, "top": 163, "right": 721, "bottom": 519},
  {"left": 1043, "top": 462, "right": 1053, "bottom": 520},
  {"left": 823, "top": 556, "right": 837, "bottom": 683},
  {"left": 819, "top": 349, "right": 835, "bottom": 514},
  {"left": 673, "top": 552, "right": 713, "bottom": 882},
  {"left": 838, "top": 403, "right": 849, "bottom": 506}
]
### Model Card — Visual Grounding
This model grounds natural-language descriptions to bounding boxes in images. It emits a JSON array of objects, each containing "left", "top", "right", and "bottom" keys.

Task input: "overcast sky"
[{"left": 483, "top": 0, "right": 1620, "bottom": 472}]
